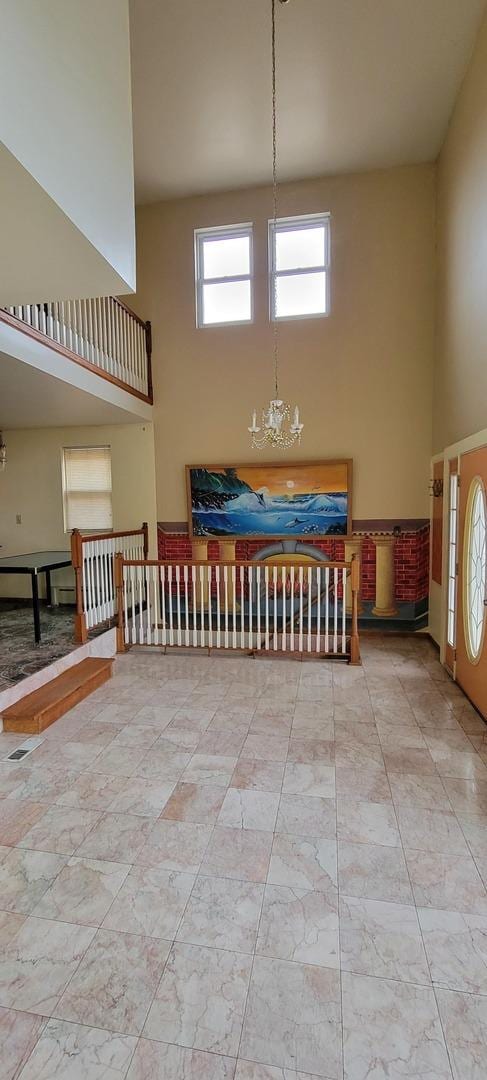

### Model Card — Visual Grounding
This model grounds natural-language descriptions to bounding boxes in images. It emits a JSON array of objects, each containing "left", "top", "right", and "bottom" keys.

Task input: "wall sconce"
[
  {"left": 0, "top": 433, "right": 6, "bottom": 472},
  {"left": 430, "top": 477, "right": 444, "bottom": 498}
]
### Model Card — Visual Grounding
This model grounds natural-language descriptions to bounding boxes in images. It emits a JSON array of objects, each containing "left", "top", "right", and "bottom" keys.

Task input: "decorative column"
[
  {"left": 372, "top": 536, "right": 398, "bottom": 617},
  {"left": 219, "top": 540, "right": 238, "bottom": 610},
  {"left": 192, "top": 538, "right": 209, "bottom": 610},
  {"left": 344, "top": 538, "right": 363, "bottom": 614}
]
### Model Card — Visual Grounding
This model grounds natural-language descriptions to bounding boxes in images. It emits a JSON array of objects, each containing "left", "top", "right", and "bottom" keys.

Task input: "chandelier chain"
[
  {"left": 272, "top": 0, "right": 279, "bottom": 399},
  {"left": 248, "top": 0, "right": 303, "bottom": 450}
]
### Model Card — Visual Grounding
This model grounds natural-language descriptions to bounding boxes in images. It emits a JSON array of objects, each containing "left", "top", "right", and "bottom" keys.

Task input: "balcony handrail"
[
  {"left": 1, "top": 298, "right": 153, "bottom": 404},
  {"left": 114, "top": 553, "right": 361, "bottom": 663}
]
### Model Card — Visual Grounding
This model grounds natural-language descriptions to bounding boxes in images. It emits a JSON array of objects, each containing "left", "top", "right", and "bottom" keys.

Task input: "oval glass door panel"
[{"left": 463, "top": 476, "right": 487, "bottom": 663}]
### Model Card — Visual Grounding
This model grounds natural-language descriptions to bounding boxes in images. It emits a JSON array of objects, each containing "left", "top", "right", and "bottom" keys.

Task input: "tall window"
[
  {"left": 195, "top": 223, "right": 253, "bottom": 327},
  {"left": 447, "top": 472, "right": 459, "bottom": 649},
  {"left": 62, "top": 446, "right": 112, "bottom": 532},
  {"left": 269, "top": 213, "right": 330, "bottom": 320}
]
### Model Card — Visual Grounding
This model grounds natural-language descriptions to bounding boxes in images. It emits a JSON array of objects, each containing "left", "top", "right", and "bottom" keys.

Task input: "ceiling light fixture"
[
  {"left": 0, "top": 432, "right": 6, "bottom": 472},
  {"left": 248, "top": 0, "right": 303, "bottom": 450}
]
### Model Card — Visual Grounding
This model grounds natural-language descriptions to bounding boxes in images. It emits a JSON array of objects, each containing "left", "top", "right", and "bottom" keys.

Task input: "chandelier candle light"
[{"left": 248, "top": 0, "right": 303, "bottom": 450}]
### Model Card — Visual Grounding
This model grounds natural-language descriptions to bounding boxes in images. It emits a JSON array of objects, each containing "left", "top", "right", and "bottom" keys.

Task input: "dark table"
[{"left": 0, "top": 551, "right": 72, "bottom": 644}]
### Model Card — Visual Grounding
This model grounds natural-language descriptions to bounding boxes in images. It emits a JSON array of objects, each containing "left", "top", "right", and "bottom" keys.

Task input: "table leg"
[
  {"left": 32, "top": 572, "right": 41, "bottom": 644},
  {"left": 46, "top": 569, "right": 52, "bottom": 606}
]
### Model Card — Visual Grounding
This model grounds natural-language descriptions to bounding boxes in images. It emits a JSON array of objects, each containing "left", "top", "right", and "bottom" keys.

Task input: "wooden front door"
[{"left": 456, "top": 445, "right": 487, "bottom": 718}]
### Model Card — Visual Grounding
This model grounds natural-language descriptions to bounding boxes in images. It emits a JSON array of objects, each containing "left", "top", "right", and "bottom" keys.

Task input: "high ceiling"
[{"left": 130, "top": 0, "right": 486, "bottom": 204}]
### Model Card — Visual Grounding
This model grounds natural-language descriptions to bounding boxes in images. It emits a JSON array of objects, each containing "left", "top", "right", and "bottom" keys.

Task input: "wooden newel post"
[
  {"left": 71, "top": 529, "right": 88, "bottom": 644},
  {"left": 114, "top": 553, "right": 125, "bottom": 653},
  {"left": 349, "top": 554, "right": 361, "bottom": 665},
  {"left": 142, "top": 522, "right": 149, "bottom": 560}
]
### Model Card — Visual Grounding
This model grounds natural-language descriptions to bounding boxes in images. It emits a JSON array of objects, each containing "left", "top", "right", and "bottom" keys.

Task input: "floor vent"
[
  {"left": 4, "top": 735, "right": 43, "bottom": 762},
  {"left": 7, "top": 747, "right": 31, "bottom": 761}
]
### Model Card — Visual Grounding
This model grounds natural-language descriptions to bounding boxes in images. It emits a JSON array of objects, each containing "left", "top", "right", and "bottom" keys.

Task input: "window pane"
[
  {"left": 203, "top": 235, "right": 250, "bottom": 280},
  {"left": 275, "top": 271, "right": 327, "bottom": 318},
  {"left": 202, "top": 280, "right": 251, "bottom": 324},
  {"left": 275, "top": 225, "right": 325, "bottom": 271}
]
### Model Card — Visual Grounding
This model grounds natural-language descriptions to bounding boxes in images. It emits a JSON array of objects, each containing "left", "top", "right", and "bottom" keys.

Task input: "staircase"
[{"left": 1, "top": 657, "right": 113, "bottom": 735}]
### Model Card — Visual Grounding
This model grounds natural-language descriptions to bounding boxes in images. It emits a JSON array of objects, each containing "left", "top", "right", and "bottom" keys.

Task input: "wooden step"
[{"left": 1, "top": 657, "right": 114, "bottom": 735}]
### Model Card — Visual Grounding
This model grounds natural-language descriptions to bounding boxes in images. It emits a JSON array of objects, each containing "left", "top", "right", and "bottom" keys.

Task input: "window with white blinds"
[{"left": 62, "top": 446, "right": 113, "bottom": 532}]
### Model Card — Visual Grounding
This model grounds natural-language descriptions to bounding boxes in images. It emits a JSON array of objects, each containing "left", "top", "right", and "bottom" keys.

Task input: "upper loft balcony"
[{"left": 0, "top": 297, "right": 152, "bottom": 427}]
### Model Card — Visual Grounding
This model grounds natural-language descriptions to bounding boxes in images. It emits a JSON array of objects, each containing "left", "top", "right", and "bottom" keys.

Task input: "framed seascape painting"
[{"left": 186, "top": 460, "right": 352, "bottom": 538}]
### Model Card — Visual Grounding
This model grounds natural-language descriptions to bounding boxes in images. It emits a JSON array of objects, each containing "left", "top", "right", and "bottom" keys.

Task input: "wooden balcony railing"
[
  {"left": 71, "top": 524, "right": 149, "bottom": 643},
  {"left": 1, "top": 297, "right": 152, "bottom": 403},
  {"left": 114, "top": 555, "right": 361, "bottom": 663}
]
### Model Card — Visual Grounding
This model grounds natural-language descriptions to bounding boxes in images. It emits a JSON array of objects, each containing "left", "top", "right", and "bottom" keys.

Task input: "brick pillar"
[
  {"left": 372, "top": 536, "right": 398, "bottom": 617},
  {"left": 344, "top": 538, "right": 363, "bottom": 614}
]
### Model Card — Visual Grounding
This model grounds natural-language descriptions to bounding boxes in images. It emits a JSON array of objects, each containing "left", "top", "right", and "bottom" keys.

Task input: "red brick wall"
[{"left": 158, "top": 525, "right": 430, "bottom": 606}]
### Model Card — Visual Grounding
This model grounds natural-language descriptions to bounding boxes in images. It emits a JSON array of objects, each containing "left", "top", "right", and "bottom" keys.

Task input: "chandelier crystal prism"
[{"left": 248, "top": 0, "right": 303, "bottom": 450}]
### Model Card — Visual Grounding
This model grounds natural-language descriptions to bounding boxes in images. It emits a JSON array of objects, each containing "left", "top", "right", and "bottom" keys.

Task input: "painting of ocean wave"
[{"left": 187, "top": 461, "right": 351, "bottom": 538}]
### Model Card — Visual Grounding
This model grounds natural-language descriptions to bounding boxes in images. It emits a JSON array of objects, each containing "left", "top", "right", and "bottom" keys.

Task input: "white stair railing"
[
  {"left": 115, "top": 557, "right": 361, "bottom": 663},
  {"left": 71, "top": 524, "right": 148, "bottom": 642},
  {"left": 2, "top": 298, "right": 152, "bottom": 400}
]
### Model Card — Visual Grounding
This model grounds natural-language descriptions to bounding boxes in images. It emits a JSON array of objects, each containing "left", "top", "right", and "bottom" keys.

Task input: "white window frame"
[
  {"left": 194, "top": 222, "right": 254, "bottom": 328},
  {"left": 62, "top": 445, "right": 113, "bottom": 534},
  {"left": 268, "top": 212, "right": 331, "bottom": 322}
]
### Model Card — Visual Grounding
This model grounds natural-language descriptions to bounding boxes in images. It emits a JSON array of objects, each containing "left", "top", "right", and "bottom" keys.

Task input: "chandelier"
[
  {"left": 248, "top": 0, "right": 303, "bottom": 450},
  {"left": 0, "top": 433, "right": 6, "bottom": 471}
]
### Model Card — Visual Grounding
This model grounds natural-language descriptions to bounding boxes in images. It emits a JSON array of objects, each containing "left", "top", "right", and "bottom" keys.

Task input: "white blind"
[{"left": 63, "top": 446, "right": 113, "bottom": 532}]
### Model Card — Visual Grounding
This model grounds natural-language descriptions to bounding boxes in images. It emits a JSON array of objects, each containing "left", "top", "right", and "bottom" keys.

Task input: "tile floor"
[{"left": 0, "top": 636, "right": 486, "bottom": 1078}]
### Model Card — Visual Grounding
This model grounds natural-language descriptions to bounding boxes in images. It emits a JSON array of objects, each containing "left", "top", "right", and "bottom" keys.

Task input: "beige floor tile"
[
  {"left": 0, "top": 1006, "right": 47, "bottom": 1080},
  {"left": 18, "top": 806, "right": 101, "bottom": 855},
  {"left": 282, "top": 763, "right": 335, "bottom": 799},
  {"left": 200, "top": 826, "right": 273, "bottom": 883},
  {"left": 0, "top": 848, "right": 66, "bottom": 914},
  {"left": 396, "top": 806, "right": 469, "bottom": 855},
  {"left": 127, "top": 1038, "right": 236, "bottom": 1079},
  {"left": 16, "top": 1018, "right": 136, "bottom": 1080},
  {"left": 406, "top": 849, "right": 487, "bottom": 914},
  {"left": 0, "top": 799, "right": 47, "bottom": 846},
  {"left": 56, "top": 929, "right": 170, "bottom": 1035},
  {"left": 75, "top": 813, "right": 154, "bottom": 863},
  {"left": 182, "top": 754, "right": 238, "bottom": 787},
  {"left": 0, "top": 916, "right": 95, "bottom": 1015},
  {"left": 268, "top": 834, "right": 338, "bottom": 896},
  {"left": 419, "top": 907, "right": 487, "bottom": 994},
  {"left": 436, "top": 987, "right": 487, "bottom": 1080},
  {"left": 161, "top": 782, "right": 226, "bottom": 823},
  {"left": 33, "top": 856, "right": 130, "bottom": 925},
  {"left": 339, "top": 895, "right": 430, "bottom": 984},
  {"left": 144, "top": 941, "right": 251, "bottom": 1055},
  {"left": 176, "top": 874, "right": 264, "bottom": 952},
  {"left": 137, "top": 819, "right": 212, "bottom": 873},
  {"left": 231, "top": 759, "right": 285, "bottom": 792},
  {"left": 217, "top": 788, "right": 280, "bottom": 831},
  {"left": 276, "top": 794, "right": 336, "bottom": 839},
  {"left": 257, "top": 883, "right": 339, "bottom": 968},
  {"left": 337, "top": 798, "right": 400, "bottom": 848},
  {"left": 103, "top": 865, "right": 195, "bottom": 938},
  {"left": 342, "top": 971, "right": 452, "bottom": 1080},
  {"left": 240, "top": 956, "right": 341, "bottom": 1078},
  {"left": 338, "top": 840, "right": 413, "bottom": 904}
]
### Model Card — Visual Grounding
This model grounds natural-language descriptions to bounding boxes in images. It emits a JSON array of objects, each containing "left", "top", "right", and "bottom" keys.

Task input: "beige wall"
[
  {"left": 134, "top": 165, "right": 436, "bottom": 524},
  {"left": 0, "top": 0, "right": 135, "bottom": 302},
  {"left": 0, "top": 423, "right": 157, "bottom": 598},
  {"left": 434, "top": 12, "right": 487, "bottom": 453}
]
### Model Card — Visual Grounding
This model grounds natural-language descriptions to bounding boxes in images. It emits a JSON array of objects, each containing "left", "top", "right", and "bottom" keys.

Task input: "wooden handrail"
[
  {"left": 76, "top": 525, "right": 148, "bottom": 544},
  {"left": 112, "top": 295, "right": 148, "bottom": 331},
  {"left": 120, "top": 558, "right": 353, "bottom": 570}
]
